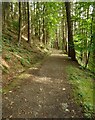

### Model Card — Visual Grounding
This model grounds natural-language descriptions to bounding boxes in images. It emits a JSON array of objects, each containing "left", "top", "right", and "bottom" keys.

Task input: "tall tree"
[
  {"left": 85, "top": 6, "right": 93, "bottom": 68},
  {"left": 18, "top": 2, "right": 22, "bottom": 46},
  {"left": 65, "top": 2, "right": 76, "bottom": 61},
  {"left": 27, "top": 2, "right": 31, "bottom": 44},
  {"left": 61, "top": 4, "right": 65, "bottom": 51},
  {"left": 42, "top": 3, "right": 46, "bottom": 44},
  {"left": 93, "top": 3, "right": 95, "bottom": 73}
]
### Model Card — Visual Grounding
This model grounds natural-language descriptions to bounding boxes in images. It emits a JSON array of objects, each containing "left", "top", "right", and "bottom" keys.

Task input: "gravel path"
[{"left": 2, "top": 51, "right": 84, "bottom": 118}]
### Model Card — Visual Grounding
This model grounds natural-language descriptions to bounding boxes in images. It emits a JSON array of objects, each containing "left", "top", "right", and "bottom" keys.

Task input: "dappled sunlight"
[
  {"left": 29, "top": 67, "right": 38, "bottom": 70},
  {"left": 2, "top": 1, "right": 95, "bottom": 118},
  {"left": 12, "top": 53, "right": 22, "bottom": 59},
  {"left": 51, "top": 53, "right": 68, "bottom": 57},
  {"left": 32, "top": 76, "right": 53, "bottom": 85},
  {"left": 1, "top": 58, "right": 10, "bottom": 69},
  {"left": 51, "top": 54, "right": 63, "bottom": 56},
  {"left": 22, "top": 35, "right": 28, "bottom": 41},
  {"left": 18, "top": 73, "right": 32, "bottom": 79}
]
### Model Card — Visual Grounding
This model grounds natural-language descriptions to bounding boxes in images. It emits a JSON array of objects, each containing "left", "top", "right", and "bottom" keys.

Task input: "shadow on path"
[{"left": 2, "top": 51, "right": 84, "bottom": 118}]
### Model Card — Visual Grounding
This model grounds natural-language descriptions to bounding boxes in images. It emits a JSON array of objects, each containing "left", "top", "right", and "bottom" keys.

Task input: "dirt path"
[{"left": 2, "top": 50, "right": 84, "bottom": 118}]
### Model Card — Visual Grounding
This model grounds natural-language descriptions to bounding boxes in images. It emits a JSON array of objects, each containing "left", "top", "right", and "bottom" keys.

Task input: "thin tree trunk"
[
  {"left": 93, "top": 3, "right": 95, "bottom": 73},
  {"left": 42, "top": 3, "right": 45, "bottom": 44},
  {"left": 38, "top": 19, "right": 41, "bottom": 41},
  {"left": 55, "top": 28, "right": 59, "bottom": 49},
  {"left": 18, "top": 2, "right": 22, "bottom": 46},
  {"left": 85, "top": 3, "right": 95, "bottom": 68},
  {"left": 84, "top": 7, "right": 89, "bottom": 66},
  {"left": 64, "top": 20, "right": 68, "bottom": 53},
  {"left": 27, "top": 2, "right": 31, "bottom": 44}
]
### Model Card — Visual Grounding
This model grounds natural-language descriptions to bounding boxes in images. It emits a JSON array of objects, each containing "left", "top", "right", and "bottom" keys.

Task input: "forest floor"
[{"left": 2, "top": 50, "right": 86, "bottom": 118}]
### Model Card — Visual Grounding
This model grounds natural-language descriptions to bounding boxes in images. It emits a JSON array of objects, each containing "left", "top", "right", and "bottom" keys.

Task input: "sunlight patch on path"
[
  {"left": 51, "top": 54, "right": 68, "bottom": 57},
  {"left": 32, "top": 76, "right": 53, "bottom": 84}
]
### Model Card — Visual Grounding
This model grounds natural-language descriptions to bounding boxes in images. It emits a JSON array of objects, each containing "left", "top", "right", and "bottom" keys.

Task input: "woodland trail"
[{"left": 2, "top": 50, "right": 84, "bottom": 118}]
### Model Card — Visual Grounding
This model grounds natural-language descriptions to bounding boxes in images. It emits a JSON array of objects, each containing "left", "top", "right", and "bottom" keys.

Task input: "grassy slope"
[
  {"left": 66, "top": 64, "right": 95, "bottom": 118},
  {"left": 2, "top": 33, "right": 49, "bottom": 88}
]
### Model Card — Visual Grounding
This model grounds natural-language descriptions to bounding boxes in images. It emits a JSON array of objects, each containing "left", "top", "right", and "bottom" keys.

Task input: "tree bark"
[
  {"left": 92, "top": 3, "right": 95, "bottom": 73},
  {"left": 85, "top": 3, "right": 95, "bottom": 68},
  {"left": 18, "top": 2, "right": 22, "bottom": 46},
  {"left": 42, "top": 3, "right": 45, "bottom": 44},
  {"left": 65, "top": 2, "right": 76, "bottom": 61},
  {"left": 27, "top": 2, "right": 31, "bottom": 44}
]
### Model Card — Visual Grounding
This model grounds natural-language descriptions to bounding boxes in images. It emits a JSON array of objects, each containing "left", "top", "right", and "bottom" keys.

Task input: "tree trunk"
[
  {"left": 61, "top": 7, "right": 66, "bottom": 52},
  {"left": 27, "top": 2, "right": 31, "bottom": 44},
  {"left": 55, "top": 28, "right": 59, "bottom": 49},
  {"left": 61, "top": 19, "right": 65, "bottom": 51},
  {"left": 85, "top": 3, "right": 94, "bottom": 68},
  {"left": 64, "top": 20, "right": 68, "bottom": 53},
  {"left": 18, "top": 2, "right": 22, "bottom": 46},
  {"left": 65, "top": 2, "right": 76, "bottom": 61},
  {"left": 93, "top": 3, "right": 95, "bottom": 73},
  {"left": 2, "top": 3, "right": 5, "bottom": 28},
  {"left": 42, "top": 3, "right": 45, "bottom": 44},
  {"left": 84, "top": 7, "right": 89, "bottom": 67}
]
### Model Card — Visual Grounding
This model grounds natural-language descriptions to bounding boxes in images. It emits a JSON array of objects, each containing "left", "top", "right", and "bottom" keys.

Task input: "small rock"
[
  {"left": 9, "top": 115, "right": 12, "bottom": 118},
  {"left": 9, "top": 91, "right": 12, "bottom": 93},
  {"left": 24, "top": 99, "right": 27, "bottom": 102},
  {"left": 10, "top": 101, "right": 14, "bottom": 105},
  {"left": 40, "top": 88, "right": 43, "bottom": 91},
  {"left": 38, "top": 104, "right": 42, "bottom": 108},
  {"left": 17, "top": 86, "right": 20, "bottom": 89},
  {"left": 72, "top": 110, "right": 75, "bottom": 113},
  {"left": 30, "top": 111, "right": 32, "bottom": 114},
  {"left": 19, "top": 112, "right": 21, "bottom": 115},
  {"left": 65, "top": 109, "right": 69, "bottom": 112},
  {"left": 5, "top": 97, "right": 8, "bottom": 100},
  {"left": 10, "top": 106, "right": 13, "bottom": 109},
  {"left": 62, "top": 88, "right": 66, "bottom": 91}
]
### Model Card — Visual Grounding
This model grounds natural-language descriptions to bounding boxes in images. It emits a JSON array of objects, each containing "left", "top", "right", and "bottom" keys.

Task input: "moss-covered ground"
[{"left": 67, "top": 65, "right": 95, "bottom": 118}]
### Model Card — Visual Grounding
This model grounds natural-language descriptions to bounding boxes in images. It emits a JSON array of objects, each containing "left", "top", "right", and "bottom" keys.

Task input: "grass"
[{"left": 67, "top": 65, "right": 95, "bottom": 118}]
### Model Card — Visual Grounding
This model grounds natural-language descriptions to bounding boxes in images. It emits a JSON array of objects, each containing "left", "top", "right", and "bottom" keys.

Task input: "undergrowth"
[
  {"left": 2, "top": 34, "right": 49, "bottom": 87},
  {"left": 67, "top": 65, "right": 95, "bottom": 118}
]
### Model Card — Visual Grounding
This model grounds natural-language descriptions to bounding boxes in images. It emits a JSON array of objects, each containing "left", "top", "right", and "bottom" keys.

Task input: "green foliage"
[
  {"left": 26, "top": 56, "right": 31, "bottom": 64},
  {"left": 2, "top": 35, "right": 11, "bottom": 44},
  {"left": 5, "top": 55, "right": 11, "bottom": 61},
  {"left": 67, "top": 65, "right": 94, "bottom": 118},
  {"left": 72, "top": 2, "right": 95, "bottom": 72},
  {"left": 10, "top": 20, "right": 19, "bottom": 31},
  {"left": 20, "top": 58, "right": 30, "bottom": 67}
]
